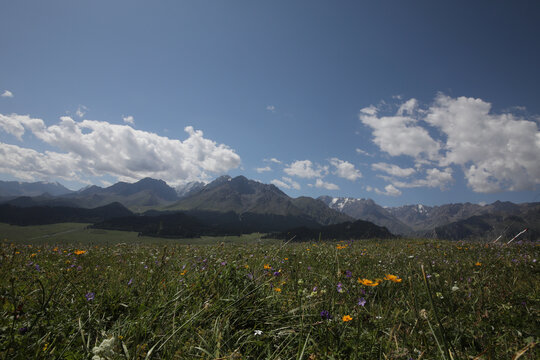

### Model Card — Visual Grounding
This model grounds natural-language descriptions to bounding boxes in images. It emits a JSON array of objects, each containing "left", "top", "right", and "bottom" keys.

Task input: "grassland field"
[{"left": 0, "top": 222, "right": 538, "bottom": 359}]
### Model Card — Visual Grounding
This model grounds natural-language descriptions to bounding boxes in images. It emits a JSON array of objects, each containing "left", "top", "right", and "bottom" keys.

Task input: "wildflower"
[
  {"left": 244, "top": 264, "right": 249, "bottom": 269},
  {"left": 451, "top": 285, "right": 459, "bottom": 292},
  {"left": 336, "top": 282, "right": 343, "bottom": 293},
  {"left": 384, "top": 274, "right": 402, "bottom": 283},
  {"left": 263, "top": 264, "right": 271, "bottom": 269},
  {"left": 92, "top": 337, "right": 115, "bottom": 359},
  {"left": 342, "top": 315, "right": 353, "bottom": 322},
  {"left": 358, "top": 297, "right": 366, "bottom": 307},
  {"left": 74, "top": 250, "right": 86, "bottom": 255},
  {"left": 127, "top": 278, "right": 133, "bottom": 286},
  {"left": 85, "top": 292, "right": 95, "bottom": 301},
  {"left": 18, "top": 326, "right": 28, "bottom": 335},
  {"left": 358, "top": 278, "right": 379, "bottom": 287},
  {"left": 345, "top": 270, "right": 352, "bottom": 278},
  {"left": 35, "top": 264, "right": 41, "bottom": 272},
  {"left": 254, "top": 330, "right": 263, "bottom": 336},
  {"left": 273, "top": 271, "right": 281, "bottom": 277},
  {"left": 30, "top": 253, "right": 37, "bottom": 258},
  {"left": 43, "top": 343, "right": 49, "bottom": 352},
  {"left": 320, "top": 310, "right": 332, "bottom": 320},
  {"left": 247, "top": 273, "right": 254, "bottom": 280},
  {"left": 180, "top": 270, "right": 187, "bottom": 276},
  {"left": 274, "top": 287, "right": 282, "bottom": 292},
  {"left": 475, "top": 262, "right": 482, "bottom": 266}
]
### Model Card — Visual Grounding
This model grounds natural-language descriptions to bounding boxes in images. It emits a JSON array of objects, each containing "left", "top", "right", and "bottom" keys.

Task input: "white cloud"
[
  {"left": 424, "top": 94, "right": 540, "bottom": 192},
  {"left": 0, "top": 113, "right": 241, "bottom": 186},
  {"left": 256, "top": 166, "right": 272, "bottom": 173},
  {"left": 284, "top": 160, "right": 327, "bottom": 179},
  {"left": 380, "top": 167, "right": 453, "bottom": 190},
  {"left": 329, "top": 158, "right": 362, "bottom": 181},
  {"left": 266, "top": 105, "right": 276, "bottom": 112},
  {"left": 314, "top": 178, "right": 339, "bottom": 190},
  {"left": 264, "top": 157, "right": 282, "bottom": 164},
  {"left": 271, "top": 176, "right": 300, "bottom": 190},
  {"left": 361, "top": 94, "right": 540, "bottom": 193},
  {"left": 76, "top": 105, "right": 88, "bottom": 118},
  {"left": 355, "top": 148, "right": 372, "bottom": 156},
  {"left": 375, "top": 184, "right": 402, "bottom": 197},
  {"left": 1, "top": 90, "right": 13, "bottom": 98},
  {"left": 123, "top": 115, "right": 135, "bottom": 125},
  {"left": 359, "top": 110, "right": 440, "bottom": 161},
  {"left": 396, "top": 98, "right": 418, "bottom": 116},
  {"left": 372, "top": 162, "right": 415, "bottom": 177}
]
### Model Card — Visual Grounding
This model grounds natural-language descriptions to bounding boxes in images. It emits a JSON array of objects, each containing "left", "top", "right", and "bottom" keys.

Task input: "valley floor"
[{"left": 1, "top": 223, "right": 538, "bottom": 359}]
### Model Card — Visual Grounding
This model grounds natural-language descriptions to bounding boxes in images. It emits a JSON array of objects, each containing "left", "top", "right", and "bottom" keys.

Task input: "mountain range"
[{"left": 0, "top": 177, "right": 538, "bottom": 241}]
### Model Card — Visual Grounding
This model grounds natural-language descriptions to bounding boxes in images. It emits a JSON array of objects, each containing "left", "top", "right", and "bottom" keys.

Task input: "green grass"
[{"left": 0, "top": 225, "right": 538, "bottom": 359}]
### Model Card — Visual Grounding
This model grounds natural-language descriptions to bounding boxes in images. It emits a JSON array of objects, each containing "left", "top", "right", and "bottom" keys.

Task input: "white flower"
[
  {"left": 92, "top": 337, "right": 115, "bottom": 358},
  {"left": 254, "top": 330, "right": 263, "bottom": 336},
  {"left": 451, "top": 285, "right": 459, "bottom": 292}
]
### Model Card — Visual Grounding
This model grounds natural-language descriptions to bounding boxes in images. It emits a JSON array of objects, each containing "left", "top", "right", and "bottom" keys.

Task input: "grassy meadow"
[{"left": 0, "top": 223, "right": 538, "bottom": 359}]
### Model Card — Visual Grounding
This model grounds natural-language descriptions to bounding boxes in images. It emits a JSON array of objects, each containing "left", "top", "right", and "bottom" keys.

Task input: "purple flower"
[
  {"left": 76, "top": 266, "right": 82, "bottom": 271},
  {"left": 360, "top": 288, "right": 366, "bottom": 296},
  {"left": 247, "top": 273, "right": 254, "bottom": 280},
  {"left": 273, "top": 271, "right": 280, "bottom": 277},
  {"left": 34, "top": 264, "right": 41, "bottom": 272},
  {"left": 18, "top": 327, "right": 28, "bottom": 335},
  {"left": 221, "top": 261, "right": 227, "bottom": 266},
  {"left": 85, "top": 292, "right": 95, "bottom": 301},
  {"left": 312, "top": 286, "right": 318, "bottom": 292},
  {"left": 128, "top": 278, "right": 133, "bottom": 286},
  {"left": 320, "top": 310, "right": 332, "bottom": 320},
  {"left": 345, "top": 270, "right": 352, "bottom": 278},
  {"left": 337, "top": 282, "right": 343, "bottom": 293},
  {"left": 358, "top": 297, "right": 366, "bottom": 307}
]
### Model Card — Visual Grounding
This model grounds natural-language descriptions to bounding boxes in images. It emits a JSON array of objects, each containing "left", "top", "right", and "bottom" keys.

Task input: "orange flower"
[
  {"left": 358, "top": 278, "right": 380, "bottom": 287},
  {"left": 475, "top": 262, "right": 482, "bottom": 266},
  {"left": 74, "top": 250, "right": 86, "bottom": 255},
  {"left": 264, "top": 264, "right": 271, "bottom": 269},
  {"left": 384, "top": 274, "right": 402, "bottom": 283},
  {"left": 342, "top": 315, "right": 353, "bottom": 322},
  {"left": 274, "top": 287, "right": 282, "bottom": 292}
]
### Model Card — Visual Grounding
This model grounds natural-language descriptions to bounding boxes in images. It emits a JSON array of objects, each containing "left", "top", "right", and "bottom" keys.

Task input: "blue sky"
[{"left": 1, "top": 1, "right": 539, "bottom": 206}]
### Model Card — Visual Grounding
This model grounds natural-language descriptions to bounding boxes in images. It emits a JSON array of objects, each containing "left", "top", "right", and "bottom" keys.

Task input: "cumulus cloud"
[
  {"left": 256, "top": 166, "right": 272, "bottom": 173},
  {"left": 355, "top": 148, "right": 372, "bottom": 156},
  {"left": 271, "top": 176, "right": 301, "bottom": 190},
  {"left": 76, "top": 105, "right": 88, "bottom": 118},
  {"left": 314, "top": 178, "right": 339, "bottom": 190},
  {"left": 424, "top": 94, "right": 540, "bottom": 192},
  {"left": 284, "top": 160, "right": 328, "bottom": 179},
  {"left": 360, "top": 94, "right": 540, "bottom": 193},
  {"left": 329, "top": 158, "right": 362, "bottom": 181},
  {"left": 386, "top": 167, "right": 454, "bottom": 190},
  {"left": 1, "top": 90, "right": 13, "bottom": 98},
  {"left": 265, "top": 157, "right": 282, "bottom": 164},
  {"left": 266, "top": 105, "right": 276, "bottom": 112},
  {"left": 374, "top": 184, "right": 402, "bottom": 197},
  {"left": 122, "top": 115, "right": 134, "bottom": 124},
  {"left": 0, "top": 113, "right": 241, "bottom": 185},
  {"left": 371, "top": 162, "right": 415, "bottom": 177},
  {"left": 359, "top": 105, "right": 441, "bottom": 161}
]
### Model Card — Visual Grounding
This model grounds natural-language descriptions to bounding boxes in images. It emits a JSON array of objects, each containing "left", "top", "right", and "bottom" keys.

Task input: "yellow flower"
[
  {"left": 263, "top": 264, "right": 271, "bottom": 269},
  {"left": 244, "top": 264, "right": 249, "bottom": 269},
  {"left": 342, "top": 315, "right": 353, "bottom": 322},
  {"left": 74, "top": 250, "right": 86, "bottom": 255},
  {"left": 384, "top": 274, "right": 402, "bottom": 283},
  {"left": 30, "top": 253, "right": 37, "bottom": 258},
  {"left": 475, "top": 262, "right": 482, "bottom": 266},
  {"left": 274, "top": 287, "right": 282, "bottom": 292},
  {"left": 336, "top": 244, "right": 348, "bottom": 250},
  {"left": 43, "top": 343, "right": 49, "bottom": 352},
  {"left": 357, "top": 278, "right": 379, "bottom": 286},
  {"left": 180, "top": 270, "right": 187, "bottom": 276}
]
